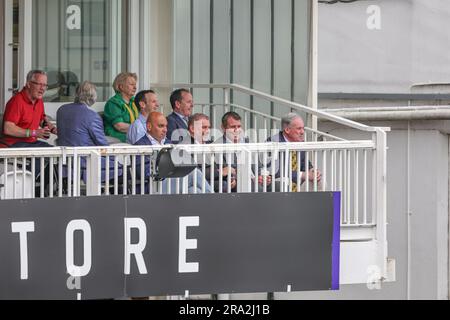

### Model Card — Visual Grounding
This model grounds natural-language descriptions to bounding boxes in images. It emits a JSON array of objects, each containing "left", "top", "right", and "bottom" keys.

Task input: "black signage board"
[{"left": 0, "top": 192, "right": 340, "bottom": 300}]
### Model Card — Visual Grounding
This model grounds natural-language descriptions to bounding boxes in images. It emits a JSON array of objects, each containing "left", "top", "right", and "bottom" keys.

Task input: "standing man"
[
  {"left": 2, "top": 70, "right": 57, "bottom": 148},
  {"left": 126, "top": 90, "right": 160, "bottom": 144},
  {"left": 166, "top": 88, "right": 193, "bottom": 143}
]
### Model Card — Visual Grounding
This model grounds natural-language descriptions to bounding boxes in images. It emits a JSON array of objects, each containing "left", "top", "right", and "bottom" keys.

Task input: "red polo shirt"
[{"left": 2, "top": 88, "right": 46, "bottom": 146}]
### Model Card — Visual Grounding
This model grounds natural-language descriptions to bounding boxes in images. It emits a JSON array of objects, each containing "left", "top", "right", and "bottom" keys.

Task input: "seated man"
[
  {"left": 126, "top": 89, "right": 159, "bottom": 144},
  {"left": 266, "top": 113, "right": 322, "bottom": 191},
  {"left": 214, "top": 111, "right": 271, "bottom": 192},
  {"left": 134, "top": 112, "right": 212, "bottom": 194},
  {"left": 2, "top": 70, "right": 57, "bottom": 148},
  {"left": 56, "top": 81, "right": 122, "bottom": 184},
  {"left": 186, "top": 113, "right": 213, "bottom": 145},
  {"left": 2, "top": 70, "right": 58, "bottom": 196}
]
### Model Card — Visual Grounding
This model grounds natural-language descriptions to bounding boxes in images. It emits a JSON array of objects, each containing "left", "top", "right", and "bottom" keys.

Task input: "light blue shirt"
[{"left": 126, "top": 114, "right": 147, "bottom": 145}]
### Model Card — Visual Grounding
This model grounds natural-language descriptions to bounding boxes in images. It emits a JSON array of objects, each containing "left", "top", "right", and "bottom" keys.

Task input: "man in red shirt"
[{"left": 2, "top": 70, "right": 57, "bottom": 148}]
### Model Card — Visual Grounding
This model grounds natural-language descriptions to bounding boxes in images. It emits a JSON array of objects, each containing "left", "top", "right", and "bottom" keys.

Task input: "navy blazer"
[
  {"left": 57, "top": 103, "right": 108, "bottom": 147},
  {"left": 166, "top": 112, "right": 189, "bottom": 144},
  {"left": 134, "top": 135, "right": 172, "bottom": 146},
  {"left": 266, "top": 132, "right": 312, "bottom": 181},
  {"left": 134, "top": 135, "right": 172, "bottom": 179}
]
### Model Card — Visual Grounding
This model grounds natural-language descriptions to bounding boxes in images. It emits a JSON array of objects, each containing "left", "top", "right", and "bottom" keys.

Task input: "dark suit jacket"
[
  {"left": 134, "top": 135, "right": 172, "bottom": 179},
  {"left": 57, "top": 103, "right": 109, "bottom": 147},
  {"left": 134, "top": 135, "right": 172, "bottom": 146},
  {"left": 166, "top": 112, "right": 189, "bottom": 144},
  {"left": 211, "top": 135, "right": 255, "bottom": 192},
  {"left": 266, "top": 132, "right": 313, "bottom": 182}
]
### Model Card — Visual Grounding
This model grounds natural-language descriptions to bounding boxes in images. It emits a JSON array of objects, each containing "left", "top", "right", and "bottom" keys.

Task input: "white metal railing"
[
  {"left": 0, "top": 83, "right": 389, "bottom": 280},
  {"left": 1, "top": 141, "right": 377, "bottom": 226}
]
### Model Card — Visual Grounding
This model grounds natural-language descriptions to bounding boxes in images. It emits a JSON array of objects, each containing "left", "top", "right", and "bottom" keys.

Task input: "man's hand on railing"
[
  {"left": 222, "top": 167, "right": 236, "bottom": 178},
  {"left": 258, "top": 175, "right": 272, "bottom": 186},
  {"left": 303, "top": 169, "right": 322, "bottom": 183}
]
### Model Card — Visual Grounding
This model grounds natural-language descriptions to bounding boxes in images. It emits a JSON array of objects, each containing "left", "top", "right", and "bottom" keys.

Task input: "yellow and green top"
[{"left": 103, "top": 92, "right": 139, "bottom": 142}]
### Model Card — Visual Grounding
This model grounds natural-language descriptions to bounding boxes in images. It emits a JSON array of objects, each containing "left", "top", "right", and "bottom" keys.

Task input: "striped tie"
[{"left": 291, "top": 151, "right": 298, "bottom": 192}]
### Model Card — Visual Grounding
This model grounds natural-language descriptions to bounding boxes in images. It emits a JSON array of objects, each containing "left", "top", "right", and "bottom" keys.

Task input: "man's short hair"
[
  {"left": 281, "top": 113, "right": 303, "bottom": 130},
  {"left": 221, "top": 111, "right": 241, "bottom": 128},
  {"left": 74, "top": 81, "right": 97, "bottom": 106},
  {"left": 26, "top": 70, "right": 47, "bottom": 82},
  {"left": 170, "top": 88, "right": 190, "bottom": 110},
  {"left": 112, "top": 72, "right": 138, "bottom": 93},
  {"left": 135, "top": 90, "right": 156, "bottom": 110},
  {"left": 188, "top": 113, "right": 210, "bottom": 128}
]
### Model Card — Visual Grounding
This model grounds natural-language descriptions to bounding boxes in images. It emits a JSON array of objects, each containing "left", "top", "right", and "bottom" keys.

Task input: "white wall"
[{"left": 319, "top": 0, "right": 450, "bottom": 94}]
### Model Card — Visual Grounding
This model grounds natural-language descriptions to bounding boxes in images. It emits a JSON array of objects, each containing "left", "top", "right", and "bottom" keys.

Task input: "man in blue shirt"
[{"left": 126, "top": 89, "right": 159, "bottom": 144}]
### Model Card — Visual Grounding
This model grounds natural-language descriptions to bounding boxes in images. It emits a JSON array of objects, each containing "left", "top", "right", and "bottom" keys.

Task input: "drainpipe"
[
  {"left": 324, "top": 106, "right": 450, "bottom": 121},
  {"left": 407, "top": 120, "right": 411, "bottom": 300}
]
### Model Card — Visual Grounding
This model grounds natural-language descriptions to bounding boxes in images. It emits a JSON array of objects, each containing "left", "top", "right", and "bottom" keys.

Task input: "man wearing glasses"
[{"left": 2, "top": 70, "right": 57, "bottom": 148}]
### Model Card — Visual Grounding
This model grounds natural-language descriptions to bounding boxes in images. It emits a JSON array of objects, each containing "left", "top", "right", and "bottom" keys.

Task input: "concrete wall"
[
  {"left": 319, "top": 0, "right": 450, "bottom": 94},
  {"left": 230, "top": 120, "right": 449, "bottom": 300}
]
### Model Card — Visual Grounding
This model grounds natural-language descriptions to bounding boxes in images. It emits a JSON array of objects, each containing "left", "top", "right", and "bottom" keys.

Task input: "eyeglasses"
[{"left": 30, "top": 81, "right": 49, "bottom": 89}]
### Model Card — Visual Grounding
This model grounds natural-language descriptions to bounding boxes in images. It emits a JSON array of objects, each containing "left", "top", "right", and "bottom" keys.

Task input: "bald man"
[
  {"left": 133, "top": 112, "right": 212, "bottom": 194},
  {"left": 134, "top": 112, "right": 171, "bottom": 146}
]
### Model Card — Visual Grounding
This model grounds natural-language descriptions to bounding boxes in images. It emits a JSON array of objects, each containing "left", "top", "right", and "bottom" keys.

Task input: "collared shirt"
[
  {"left": 224, "top": 135, "right": 246, "bottom": 144},
  {"left": 2, "top": 88, "right": 46, "bottom": 146},
  {"left": 174, "top": 112, "right": 188, "bottom": 126},
  {"left": 146, "top": 133, "right": 166, "bottom": 146},
  {"left": 282, "top": 133, "right": 292, "bottom": 143},
  {"left": 126, "top": 113, "right": 147, "bottom": 144}
]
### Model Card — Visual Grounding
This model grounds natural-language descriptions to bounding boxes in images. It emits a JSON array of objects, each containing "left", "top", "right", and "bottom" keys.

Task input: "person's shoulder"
[
  {"left": 213, "top": 135, "right": 225, "bottom": 144},
  {"left": 267, "top": 132, "right": 283, "bottom": 143},
  {"left": 5, "top": 91, "right": 25, "bottom": 107},
  {"left": 135, "top": 135, "right": 150, "bottom": 146},
  {"left": 167, "top": 112, "right": 177, "bottom": 120}
]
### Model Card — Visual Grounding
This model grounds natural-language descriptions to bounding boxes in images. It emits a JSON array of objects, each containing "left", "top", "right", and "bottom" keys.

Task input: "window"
[{"left": 32, "top": 0, "right": 127, "bottom": 103}]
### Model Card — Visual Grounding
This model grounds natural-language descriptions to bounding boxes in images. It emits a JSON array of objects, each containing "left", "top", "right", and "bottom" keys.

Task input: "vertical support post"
[
  {"left": 19, "top": 0, "right": 32, "bottom": 87},
  {"left": 375, "top": 128, "right": 388, "bottom": 281},
  {"left": 308, "top": 0, "right": 318, "bottom": 141},
  {"left": 223, "top": 87, "right": 230, "bottom": 111},
  {"left": 237, "top": 148, "right": 251, "bottom": 193},
  {"left": 128, "top": 0, "right": 140, "bottom": 74},
  {"left": 86, "top": 151, "right": 101, "bottom": 196}
]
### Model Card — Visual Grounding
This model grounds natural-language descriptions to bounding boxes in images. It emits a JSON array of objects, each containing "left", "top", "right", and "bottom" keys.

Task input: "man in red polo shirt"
[{"left": 2, "top": 70, "right": 57, "bottom": 148}]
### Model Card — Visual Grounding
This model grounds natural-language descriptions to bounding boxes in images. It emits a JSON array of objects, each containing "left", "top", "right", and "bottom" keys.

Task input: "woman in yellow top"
[{"left": 103, "top": 72, "right": 139, "bottom": 142}]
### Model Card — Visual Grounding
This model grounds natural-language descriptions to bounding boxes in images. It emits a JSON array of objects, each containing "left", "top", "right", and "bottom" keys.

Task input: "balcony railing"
[{"left": 0, "top": 83, "right": 389, "bottom": 282}]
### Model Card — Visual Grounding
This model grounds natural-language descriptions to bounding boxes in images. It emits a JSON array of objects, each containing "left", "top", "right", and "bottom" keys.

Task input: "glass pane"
[{"left": 32, "top": 0, "right": 126, "bottom": 103}]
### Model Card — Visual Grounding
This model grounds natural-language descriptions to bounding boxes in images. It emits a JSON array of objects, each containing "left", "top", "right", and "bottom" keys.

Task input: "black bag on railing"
[{"left": 154, "top": 147, "right": 197, "bottom": 181}]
